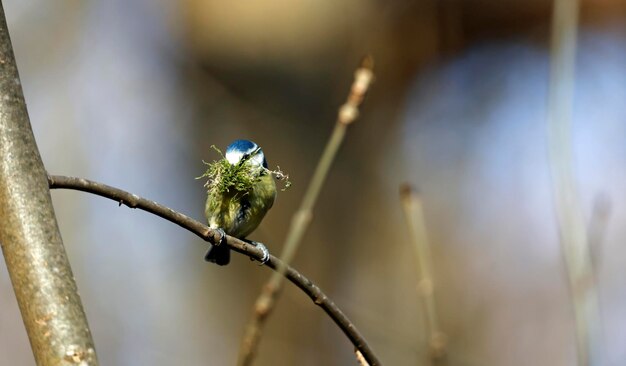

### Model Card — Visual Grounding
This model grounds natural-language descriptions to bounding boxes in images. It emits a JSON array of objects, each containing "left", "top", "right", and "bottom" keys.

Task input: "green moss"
[{"left": 198, "top": 145, "right": 291, "bottom": 200}]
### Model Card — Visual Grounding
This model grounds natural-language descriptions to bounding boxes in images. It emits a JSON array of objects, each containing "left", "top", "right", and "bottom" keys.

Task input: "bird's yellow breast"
[{"left": 205, "top": 172, "right": 276, "bottom": 238}]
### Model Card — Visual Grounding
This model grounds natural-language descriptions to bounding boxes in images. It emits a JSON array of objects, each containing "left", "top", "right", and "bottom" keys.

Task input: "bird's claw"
[
  {"left": 215, "top": 228, "right": 226, "bottom": 246},
  {"left": 250, "top": 241, "right": 270, "bottom": 265}
]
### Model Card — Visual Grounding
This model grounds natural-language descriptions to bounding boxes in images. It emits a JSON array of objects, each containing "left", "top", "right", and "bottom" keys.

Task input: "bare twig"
[
  {"left": 400, "top": 184, "right": 447, "bottom": 365},
  {"left": 237, "top": 57, "right": 375, "bottom": 366},
  {"left": 0, "top": 4, "right": 98, "bottom": 365},
  {"left": 47, "top": 175, "right": 381, "bottom": 366},
  {"left": 547, "top": 0, "right": 601, "bottom": 365}
]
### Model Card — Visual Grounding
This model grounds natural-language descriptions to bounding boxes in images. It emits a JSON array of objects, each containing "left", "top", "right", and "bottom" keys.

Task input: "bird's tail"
[{"left": 205, "top": 244, "right": 230, "bottom": 266}]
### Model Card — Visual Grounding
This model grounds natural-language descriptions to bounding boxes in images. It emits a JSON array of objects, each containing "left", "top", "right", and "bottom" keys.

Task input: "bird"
[{"left": 204, "top": 139, "right": 276, "bottom": 265}]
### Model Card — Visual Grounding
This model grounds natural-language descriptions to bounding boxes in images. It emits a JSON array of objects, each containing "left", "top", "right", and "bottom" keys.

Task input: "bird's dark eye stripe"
[{"left": 241, "top": 147, "right": 262, "bottom": 161}]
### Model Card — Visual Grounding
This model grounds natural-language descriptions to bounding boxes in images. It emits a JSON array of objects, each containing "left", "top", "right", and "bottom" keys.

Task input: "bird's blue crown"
[{"left": 225, "top": 139, "right": 268, "bottom": 168}]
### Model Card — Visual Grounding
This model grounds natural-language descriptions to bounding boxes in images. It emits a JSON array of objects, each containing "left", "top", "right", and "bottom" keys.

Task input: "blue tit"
[{"left": 204, "top": 139, "right": 276, "bottom": 265}]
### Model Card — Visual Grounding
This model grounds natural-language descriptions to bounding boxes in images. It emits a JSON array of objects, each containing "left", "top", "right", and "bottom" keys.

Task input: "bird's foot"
[
  {"left": 214, "top": 228, "right": 226, "bottom": 246},
  {"left": 248, "top": 240, "right": 270, "bottom": 265},
  {"left": 204, "top": 228, "right": 230, "bottom": 264}
]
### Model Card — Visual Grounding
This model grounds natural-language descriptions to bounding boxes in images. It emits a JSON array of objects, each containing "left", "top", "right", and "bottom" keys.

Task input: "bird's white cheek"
[{"left": 225, "top": 151, "right": 242, "bottom": 165}]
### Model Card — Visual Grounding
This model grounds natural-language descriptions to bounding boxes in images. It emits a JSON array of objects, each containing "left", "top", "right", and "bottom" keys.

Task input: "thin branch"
[
  {"left": 547, "top": 0, "right": 601, "bottom": 365},
  {"left": 399, "top": 184, "right": 447, "bottom": 365},
  {"left": 47, "top": 175, "right": 382, "bottom": 366},
  {"left": 237, "top": 56, "right": 375, "bottom": 366},
  {"left": 0, "top": 3, "right": 98, "bottom": 365}
]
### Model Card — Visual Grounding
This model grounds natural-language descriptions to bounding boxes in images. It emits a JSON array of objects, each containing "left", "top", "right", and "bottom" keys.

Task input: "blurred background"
[{"left": 0, "top": 0, "right": 625, "bottom": 365}]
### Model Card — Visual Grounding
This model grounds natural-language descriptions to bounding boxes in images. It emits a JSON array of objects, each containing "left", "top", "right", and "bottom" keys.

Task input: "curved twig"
[{"left": 47, "top": 175, "right": 381, "bottom": 366}]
